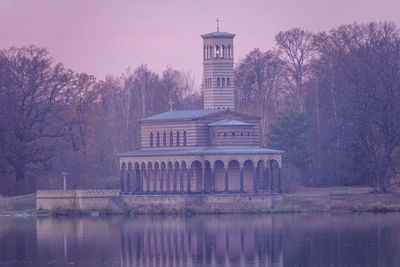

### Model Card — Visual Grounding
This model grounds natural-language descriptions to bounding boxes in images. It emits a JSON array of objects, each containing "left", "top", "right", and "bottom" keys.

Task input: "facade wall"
[
  {"left": 210, "top": 125, "right": 257, "bottom": 146},
  {"left": 140, "top": 112, "right": 260, "bottom": 148},
  {"left": 36, "top": 189, "right": 283, "bottom": 213}
]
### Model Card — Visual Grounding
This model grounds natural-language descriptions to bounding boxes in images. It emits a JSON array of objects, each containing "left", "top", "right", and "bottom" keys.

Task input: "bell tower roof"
[{"left": 201, "top": 31, "right": 235, "bottom": 39}]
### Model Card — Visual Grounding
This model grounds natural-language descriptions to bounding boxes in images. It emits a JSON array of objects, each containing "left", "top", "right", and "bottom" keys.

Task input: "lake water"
[{"left": 0, "top": 213, "right": 399, "bottom": 266}]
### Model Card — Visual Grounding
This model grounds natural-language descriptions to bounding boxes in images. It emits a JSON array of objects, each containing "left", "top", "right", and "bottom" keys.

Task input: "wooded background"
[{"left": 1, "top": 22, "right": 400, "bottom": 195}]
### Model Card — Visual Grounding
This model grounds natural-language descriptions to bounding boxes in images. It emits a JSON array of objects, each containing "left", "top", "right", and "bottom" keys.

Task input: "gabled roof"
[
  {"left": 201, "top": 31, "right": 235, "bottom": 39},
  {"left": 208, "top": 119, "right": 251, "bottom": 126},
  {"left": 140, "top": 109, "right": 261, "bottom": 122}
]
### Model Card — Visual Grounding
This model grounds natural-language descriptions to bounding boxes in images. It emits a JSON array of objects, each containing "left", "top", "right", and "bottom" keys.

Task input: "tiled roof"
[
  {"left": 201, "top": 31, "right": 235, "bottom": 38},
  {"left": 118, "top": 146, "right": 283, "bottom": 157},
  {"left": 140, "top": 110, "right": 222, "bottom": 121},
  {"left": 208, "top": 119, "right": 250, "bottom": 126}
]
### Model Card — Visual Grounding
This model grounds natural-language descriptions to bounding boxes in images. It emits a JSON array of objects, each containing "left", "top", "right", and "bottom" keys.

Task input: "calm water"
[{"left": 0, "top": 213, "right": 399, "bottom": 266}]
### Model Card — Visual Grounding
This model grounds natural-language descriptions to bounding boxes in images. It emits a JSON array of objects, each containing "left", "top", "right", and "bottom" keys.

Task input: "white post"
[{"left": 61, "top": 171, "right": 68, "bottom": 190}]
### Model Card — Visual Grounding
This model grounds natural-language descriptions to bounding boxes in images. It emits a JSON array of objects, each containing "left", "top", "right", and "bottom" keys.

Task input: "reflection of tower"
[{"left": 201, "top": 20, "right": 235, "bottom": 110}]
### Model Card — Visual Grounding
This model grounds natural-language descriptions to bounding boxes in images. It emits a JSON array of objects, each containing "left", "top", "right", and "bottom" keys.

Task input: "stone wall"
[{"left": 36, "top": 189, "right": 282, "bottom": 213}]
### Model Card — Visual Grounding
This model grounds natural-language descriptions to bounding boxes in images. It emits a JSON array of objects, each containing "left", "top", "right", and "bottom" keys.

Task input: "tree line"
[{"left": 1, "top": 21, "right": 399, "bottom": 195}]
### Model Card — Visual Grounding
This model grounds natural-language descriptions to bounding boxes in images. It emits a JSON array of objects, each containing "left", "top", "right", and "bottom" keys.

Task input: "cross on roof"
[
  {"left": 168, "top": 99, "right": 175, "bottom": 111},
  {"left": 216, "top": 18, "right": 220, "bottom": 32}
]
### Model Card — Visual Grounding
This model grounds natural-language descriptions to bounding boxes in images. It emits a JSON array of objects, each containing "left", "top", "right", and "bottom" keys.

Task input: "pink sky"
[{"left": 1, "top": 0, "right": 399, "bottom": 88}]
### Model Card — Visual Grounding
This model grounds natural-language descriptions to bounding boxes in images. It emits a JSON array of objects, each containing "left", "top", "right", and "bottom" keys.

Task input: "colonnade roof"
[{"left": 118, "top": 146, "right": 283, "bottom": 157}]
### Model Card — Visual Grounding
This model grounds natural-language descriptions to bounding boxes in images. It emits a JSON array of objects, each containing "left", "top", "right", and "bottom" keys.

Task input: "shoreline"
[{"left": 2, "top": 187, "right": 400, "bottom": 216}]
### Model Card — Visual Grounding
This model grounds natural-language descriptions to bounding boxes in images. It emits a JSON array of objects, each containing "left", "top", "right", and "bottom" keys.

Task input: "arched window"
[
  {"left": 204, "top": 46, "right": 206, "bottom": 59},
  {"left": 247, "top": 132, "right": 250, "bottom": 136},
  {"left": 176, "top": 131, "right": 180, "bottom": 146},
  {"left": 227, "top": 78, "right": 230, "bottom": 87},
  {"left": 228, "top": 45, "right": 231, "bottom": 58},
  {"left": 170, "top": 131, "right": 173, "bottom": 146},
  {"left": 224, "top": 132, "right": 227, "bottom": 137},
  {"left": 209, "top": 78, "right": 212, "bottom": 88},
  {"left": 232, "top": 132, "right": 235, "bottom": 136},
  {"left": 156, "top": 132, "right": 160, "bottom": 147},
  {"left": 183, "top": 131, "right": 187, "bottom": 146},
  {"left": 163, "top": 132, "right": 166, "bottom": 146},
  {"left": 222, "top": 78, "right": 225, "bottom": 87},
  {"left": 241, "top": 132, "right": 244, "bottom": 136},
  {"left": 150, "top": 132, "right": 153, "bottom": 147},
  {"left": 210, "top": 46, "right": 213, "bottom": 58},
  {"left": 217, "top": 78, "right": 220, "bottom": 87}
]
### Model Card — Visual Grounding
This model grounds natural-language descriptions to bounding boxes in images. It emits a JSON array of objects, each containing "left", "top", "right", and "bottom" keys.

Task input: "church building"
[{"left": 118, "top": 26, "right": 283, "bottom": 196}]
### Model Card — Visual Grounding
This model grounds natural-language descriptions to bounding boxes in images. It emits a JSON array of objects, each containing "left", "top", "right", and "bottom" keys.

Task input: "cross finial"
[
  {"left": 216, "top": 18, "right": 220, "bottom": 32},
  {"left": 168, "top": 99, "right": 175, "bottom": 111}
]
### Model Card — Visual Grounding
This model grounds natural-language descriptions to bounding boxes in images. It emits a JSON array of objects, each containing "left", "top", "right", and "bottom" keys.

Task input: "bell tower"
[{"left": 201, "top": 20, "right": 235, "bottom": 110}]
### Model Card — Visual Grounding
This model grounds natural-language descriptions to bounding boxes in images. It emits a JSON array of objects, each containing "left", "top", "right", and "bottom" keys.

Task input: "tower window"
[
  {"left": 209, "top": 78, "right": 212, "bottom": 88},
  {"left": 222, "top": 46, "right": 225, "bottom": 58},
  {"left": 176, "top": 131, "right": 180, "bottom": 146},
  {"left": 228, "top": 45, "right": 231, "bottom": 58},
  {"left": 232, "top": 132, "right": 235, "bottom": 136},
  {"left": 227, "top": 78, "right": 230, "bottom": 87},
  {"left": 163, "top": 132, "right": 166, "bottom": 146},
  {"left": 217, "top": 78, "right": 220, "bottom": 87},
  {"left": 156, "top": 132, "right": 160, "bottom": 147},
  {"left": 215, "top": 45, "right": 220, "bottom": 58},
  {"left": 222, "top": 78, "right": 225, "bottom": 87},
  {"left": 203, "top": 46, "right": 206, "bottom": 59},
  {"left": 170, "top": 131, "right": 173, "bottom": 146},
  {"left": 183, "top": 131, "right": 187, "bottom": 146},
  {"left": 224, "top": 132, "right": 227, "bottom": 137},
  {"left": 150, "top": 132, "right": 153, "bottom": 147}
]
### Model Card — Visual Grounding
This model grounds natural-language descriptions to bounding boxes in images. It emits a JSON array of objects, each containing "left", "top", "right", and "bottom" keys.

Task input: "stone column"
[
  {"left": 253, "top": 166, "right": 257, "bottom": 193},
  {"left": 146, "top": 169, "right": 150, "bottom": 193},
  {"left": 173, "top": 167, "right": 177, "bottom": 192},
  {"left": 120, "top": 168, "right": 125, "bottom": 194},
  {"left": 160, "top": 167, "right": 164, "bottom": 193},
  {"left": 153, "top": 168, "right": 157, "bottom": 193},
  {"left": 166, "top": 167, "right": 170, "bottom": 193},
  {"left": 180, "top": 168, "right": 184, "bottom": 193},
  {"left": 187, "top": 168, "right": 191, "bottom": 193},
  {"left": 224, "top": 167, "right": 229, "bottom": 193},
  {"left": 278, "top": 167, "right": 282, "bottom": 193},
  {"left": 239, "top": 166, "right": 244, "bottom": 193},
  {"left": 201, "top": 167, "right": 206, "bottom": 193},
  {"left": 270, "top": 162, "right": 274, "bottom": 192},
  {"left": 211, "top": 167, "right": 215, "bottom": 193}
]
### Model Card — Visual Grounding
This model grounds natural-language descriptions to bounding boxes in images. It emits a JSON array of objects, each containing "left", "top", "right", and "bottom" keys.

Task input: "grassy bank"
[{"left": 0, "top": 194, "right": 36, "bottom": 215}]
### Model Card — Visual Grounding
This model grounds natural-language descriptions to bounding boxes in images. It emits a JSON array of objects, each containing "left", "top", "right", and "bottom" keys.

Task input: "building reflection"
[{"left": 119, "top": 215, "right": 283, "bottom": 267}]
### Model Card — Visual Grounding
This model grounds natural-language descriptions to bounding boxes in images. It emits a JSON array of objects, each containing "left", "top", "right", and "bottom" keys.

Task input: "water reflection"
[{"left": 0, "top": 213, "right": 399, "bottom": 266}]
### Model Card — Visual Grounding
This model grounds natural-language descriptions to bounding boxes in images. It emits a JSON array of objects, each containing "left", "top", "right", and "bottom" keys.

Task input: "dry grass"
[{"left": 0, "top": 196, "right": 12, "bottom": 210}]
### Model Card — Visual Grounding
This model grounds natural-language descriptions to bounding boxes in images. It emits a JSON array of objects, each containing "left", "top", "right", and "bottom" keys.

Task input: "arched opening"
[
  {"left": 181, "top": 161, "right": 188, "bottom": 193},
  {"left": 222, "top": 77, "right": 225, "bottom": 87},
  {"left": 176, "top": 131, "right": 180, "bottom": 146},
  {"left": 190, "top": 160, "right": 203, "bottom": 192},
  {"left": 204, "top": 161, "right": 212, "bottom": 192},
  {"left": 156, "top": 132, "right": 160, "bottom": 147},
  {"left": 269, "top": 160, "right": 281, "bottom": 192},
  {"left": 214, "top": 160, "right": 225, "bottom": 192},
  {"left": 173, "top": 161, "right": 180, "bottom": 192},
  {"left": 227, "top": 160, "right": 240, "bottom": 192},
  {"left": 150, "top": 133, "right": 153, "bottom": 147},
  {"left": 154, "top": 162, "right": 160, "bottom": 193},
  {"left": 243, "top": 160, "right": 255, "bottom": 193},
  {"left": 166, "top": 162, "right": 173, "bottom": 192},
  {"left": 134, "top": 162, "right": 141, "bottom": 192},
  {"left": 217, "top": 77, "right": 220, "bottom": 87},
  {"left": 163, "top": 132, "right": 166, "bottom": 146},
  {"left": 183, "top": 131, "right": 187, "bottom": 146},
  {"left": 147, "top": 162, "right": 153, "bottom": 193},
  {"left": 160, "top": 162, "right": 167, "bottom": 192},
  {"left": 255, "top": 160, "right": 266, "bottom": 192},
  {"left": 227, "top": 77, "right": 230, "bottom": 87},
  {"left": 215, "top": 45, "right": 220, "bottom": 58},
  {"left": 140, "top": 162, "right": 147, "bottom": 193},
  {"left": 170, "top": 132, "right": 173, "bottom": 146},
  {"left": 127, "top": 162, "right": 133, "bottom": 193},
  {"left": 120, "top": 162, "right": 126, "bottom": 193}
]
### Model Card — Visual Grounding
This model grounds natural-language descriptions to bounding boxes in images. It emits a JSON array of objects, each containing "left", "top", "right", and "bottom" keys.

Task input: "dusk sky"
[{"left": 1, "top": 0, "right": 400, "bottom": 87}]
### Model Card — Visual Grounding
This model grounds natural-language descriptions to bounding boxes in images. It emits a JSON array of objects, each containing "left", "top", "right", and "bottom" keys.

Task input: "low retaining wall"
[{"left": 36, "top": 190, "right": 282, "bottom": 213}]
